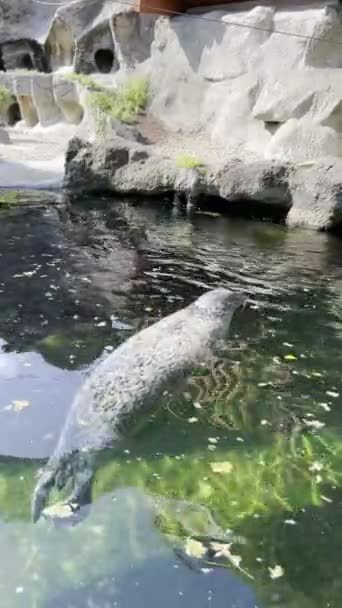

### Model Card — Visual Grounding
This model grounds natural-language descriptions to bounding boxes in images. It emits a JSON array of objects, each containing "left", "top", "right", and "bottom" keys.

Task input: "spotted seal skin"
[{"left": 32, "top": 288, "right": 244, "bottom": 522}]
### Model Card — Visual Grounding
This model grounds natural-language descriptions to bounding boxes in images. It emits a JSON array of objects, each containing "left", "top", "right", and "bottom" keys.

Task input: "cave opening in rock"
[
  {"left": 19, "top": 53, "right": 34, "bottom": 70},
  {"left": 94, "top": 48, "right": 114, "bottom": 73},
  {"left": 7, "top": 102, "right": 21, "bottom": 126}
]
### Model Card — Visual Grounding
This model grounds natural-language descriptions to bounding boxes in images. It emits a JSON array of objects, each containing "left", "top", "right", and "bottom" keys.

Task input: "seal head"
[{"left": 193, "top": 288, "right": 245, "bottom": 323}]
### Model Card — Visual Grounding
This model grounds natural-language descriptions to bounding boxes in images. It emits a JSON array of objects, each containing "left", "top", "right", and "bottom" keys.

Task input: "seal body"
[{"left": 32, "top": 288, "right": 244, "bottom": 522}]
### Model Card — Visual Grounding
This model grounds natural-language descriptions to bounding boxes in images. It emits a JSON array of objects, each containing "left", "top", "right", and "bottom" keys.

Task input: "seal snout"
[{"left": 194, "top": 288, "right": 246, "bottom": 319}]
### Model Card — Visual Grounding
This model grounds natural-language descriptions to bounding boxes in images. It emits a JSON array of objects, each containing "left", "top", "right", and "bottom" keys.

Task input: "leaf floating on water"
[
  {"left": 211, "top": 542, "right": 232, "bottom": 559},
  {"left": 229, "top": 553, "right": 243, "bottom": 568},
  {"left": 284, "top": 354, "right": 297, "bottom": 361},
  {"left": 318, "top": 403, "right": 331, "bottom": 412},
  {"left": 210, "top": 461, "right": 234, "bottom": 474},
  {"left": 42, "top": 502, "right": 74, "bottom": 520},
  {"left": 326, "top": 391, "right": 339, "bottom": 399},
  {"left": 269, "top": 565, "right": 284, "bottom": 579},
  {"left": 303, "top": 419, "right": 325, "bottom": 430},
  {"left": 309, "top": 461, "right": 323, "bottom": 472},
  {"left": 12, "top": 400, "right": 30, "bottom": 412},
  {"left": 184, "top": 538, "right": 207, "bottom": 558},
  {"left": 210, "top": 542, "right": 252, "bottom": 579}
]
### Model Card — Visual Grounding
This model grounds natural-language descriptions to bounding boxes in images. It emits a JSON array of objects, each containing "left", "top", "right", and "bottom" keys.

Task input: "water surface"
[{"left": 1, "top": 194, "right": 342, "bottom": 607}]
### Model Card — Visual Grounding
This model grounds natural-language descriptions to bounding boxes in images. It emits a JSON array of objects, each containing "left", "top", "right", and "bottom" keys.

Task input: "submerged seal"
[{"left": 32, "top": 288, "right": 244, "bottom": 522}]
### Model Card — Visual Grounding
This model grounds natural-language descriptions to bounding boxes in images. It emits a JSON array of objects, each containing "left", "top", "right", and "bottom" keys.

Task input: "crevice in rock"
[
  {"left": 94, "top": 48, "right": 114, "bottom": 73},
  {"left": 7, "top": 101, "right": 21, "bottom": 126},
  {"left": 196, "top": 195, "right": 289, "bottom": 224},
  {"left": 0, "top": 48, "right": 4, "bottom": 72},
  {"left": 264, "top": 121, "right": 281, "bottom": 135}
]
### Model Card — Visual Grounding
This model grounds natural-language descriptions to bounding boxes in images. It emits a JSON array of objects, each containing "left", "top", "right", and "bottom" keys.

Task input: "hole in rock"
[
  {"left": 264, "top": 121, "right": 281, "bottom": 135},
  {"left": 196, "top": 195, "right": 290, "bottom": 224},
  {"left": 19, "top": 53, "right": 34, "bottom": 70},
  {"left": 7, "top": 102, "right": 21, "bottom": 126},
  {"left": 0, "top": 49, "right": 4, "bottom": 71},
  {"left": 94, "top": 48, "right": 114, "bottom": 73}
]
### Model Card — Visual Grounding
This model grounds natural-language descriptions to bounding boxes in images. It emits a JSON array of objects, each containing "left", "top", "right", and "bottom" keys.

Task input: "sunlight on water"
[{"left": 1, "top": 195, "right": 342, "bottom": 606}]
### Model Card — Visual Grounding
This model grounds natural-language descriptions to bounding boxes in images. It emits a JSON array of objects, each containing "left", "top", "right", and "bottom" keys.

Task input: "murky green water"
[{"left": 1, "top": 194, "right": 342, "bottom": 607}]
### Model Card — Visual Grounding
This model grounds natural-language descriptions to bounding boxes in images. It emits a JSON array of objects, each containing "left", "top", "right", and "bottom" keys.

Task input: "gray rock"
[
  {"left": 64, "top": 133, "right": 290, "bottom": 202},
  {"left": 64, "top": 133, "right": 342, "bottom": 231},
  {"left": 0, "top": 127, "right": 10, "bottom": 144},
  {"left": 53, "top": 74, "right": 84, "bottom": 125},
  {"left": 288, "top": 159, "right": 342, "bottom": 230}
]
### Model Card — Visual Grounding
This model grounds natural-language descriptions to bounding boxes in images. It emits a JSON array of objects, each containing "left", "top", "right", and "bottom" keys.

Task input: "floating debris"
[
  {"left": 318, "top": 403, "right": 331, "bottom": 412},
  {"left": 309, "top": 462, "right": 323, "bottom": 472},
  {"left": 269, "top": 565, "right": 284, "bottom": 579},
  {"left": 42, "top": 502, "right": 75, "bottom": 521},
  {"left": 303, "top": 419, "right": 325, "bottom": 430},
  {"left": 184, "top": 538, "right": 207, "bottom": 559},
  {"left": 11, "top": 400, "right": 30, "bottom": 412},
  {"left": 210, "top": 462, "right": 233, "bottom": 474}
]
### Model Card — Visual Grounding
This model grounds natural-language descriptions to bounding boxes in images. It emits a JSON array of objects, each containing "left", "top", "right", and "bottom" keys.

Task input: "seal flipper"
[
  {"left": 32, "top": 463, "right": 58, "bottom": 523},
  {"left": 66, "top": 450, "right": 94, "bottom": 508},
  {"left": 32, "top": 450, "right": 95, "bottom": 522}
]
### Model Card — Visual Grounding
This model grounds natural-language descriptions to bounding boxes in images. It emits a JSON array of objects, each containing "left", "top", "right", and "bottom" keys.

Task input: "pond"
[{"left": 1, "top": 193, "right": 342, "bottom": 607}]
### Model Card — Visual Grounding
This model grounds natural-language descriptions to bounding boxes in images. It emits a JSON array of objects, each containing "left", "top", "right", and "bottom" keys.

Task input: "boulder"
[
  {"left": 288, "top": 159, "right": 342, "bottom": 230},
  {"left": 64, "top": 132, "right": 342, "bottom": 231},
  {"left": 0, "top": 127, "right": 10, "bottom": 144},
  {"left": 264, "top": 118, "right": 342, "bottom": 162}
]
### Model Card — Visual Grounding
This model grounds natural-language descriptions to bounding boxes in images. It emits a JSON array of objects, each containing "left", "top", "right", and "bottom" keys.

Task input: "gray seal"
[{"left": 32, "top": 288, "right": 244, "bottom": 522}]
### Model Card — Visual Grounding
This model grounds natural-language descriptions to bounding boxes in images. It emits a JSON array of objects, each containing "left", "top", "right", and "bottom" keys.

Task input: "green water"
[{"left": 1, "top": 194, "right": 342, "bottom": 607}]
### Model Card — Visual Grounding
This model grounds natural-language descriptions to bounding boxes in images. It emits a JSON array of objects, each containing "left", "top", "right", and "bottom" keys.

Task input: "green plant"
[
  {"left": 87, "top": 89, "right": 116, "bottom": 114},
  {"left": 176, "top": 154, "right": 204, "bottom": 170},
  {"left": 114, "top": 76, "right": 149, "bottom": 123},
  {"left": 0, "top": 86, "right": 14, "bottom": 113},
  {"left": 64, "top": 72, "right": 101, "bottom": 91},
  {"left": 87, "top": 76, "right": 149, "bottom": 125},
  {"left": 0, "top": 192, "right": 20, "bottom": 207}
]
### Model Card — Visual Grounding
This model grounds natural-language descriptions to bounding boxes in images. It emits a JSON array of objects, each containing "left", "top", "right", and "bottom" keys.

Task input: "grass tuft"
[
  {"left": 87, "top": 76, "right": 149, "bottom": 125},
  {"left": 64, "top": 73, "right": 101, "bottom": 91},
  {"left": 0, "top": 86, "right": 14, "bottom": 113},
  {"left": 176, "top": 154, "right": 204, "bottom": 170}
]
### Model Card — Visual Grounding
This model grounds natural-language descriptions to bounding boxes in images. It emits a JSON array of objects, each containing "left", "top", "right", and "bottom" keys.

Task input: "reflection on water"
[{"left": 1, "top": 195, "right": 342, "bottom": 606}]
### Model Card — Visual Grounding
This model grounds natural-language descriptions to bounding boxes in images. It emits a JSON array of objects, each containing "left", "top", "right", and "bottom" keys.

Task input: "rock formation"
[{"left": 2, "top": 0, "right": 342, "bottom": 230}]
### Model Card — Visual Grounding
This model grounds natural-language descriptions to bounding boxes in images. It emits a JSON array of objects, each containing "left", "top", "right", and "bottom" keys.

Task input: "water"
[{"left": 1, "top": 194, "right": 342, "bottom": 607}]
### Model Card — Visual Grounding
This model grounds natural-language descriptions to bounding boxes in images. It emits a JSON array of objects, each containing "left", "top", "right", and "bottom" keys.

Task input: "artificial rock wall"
[{"left": 2, "top": 0, "right": 342, "bottom": 165}]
